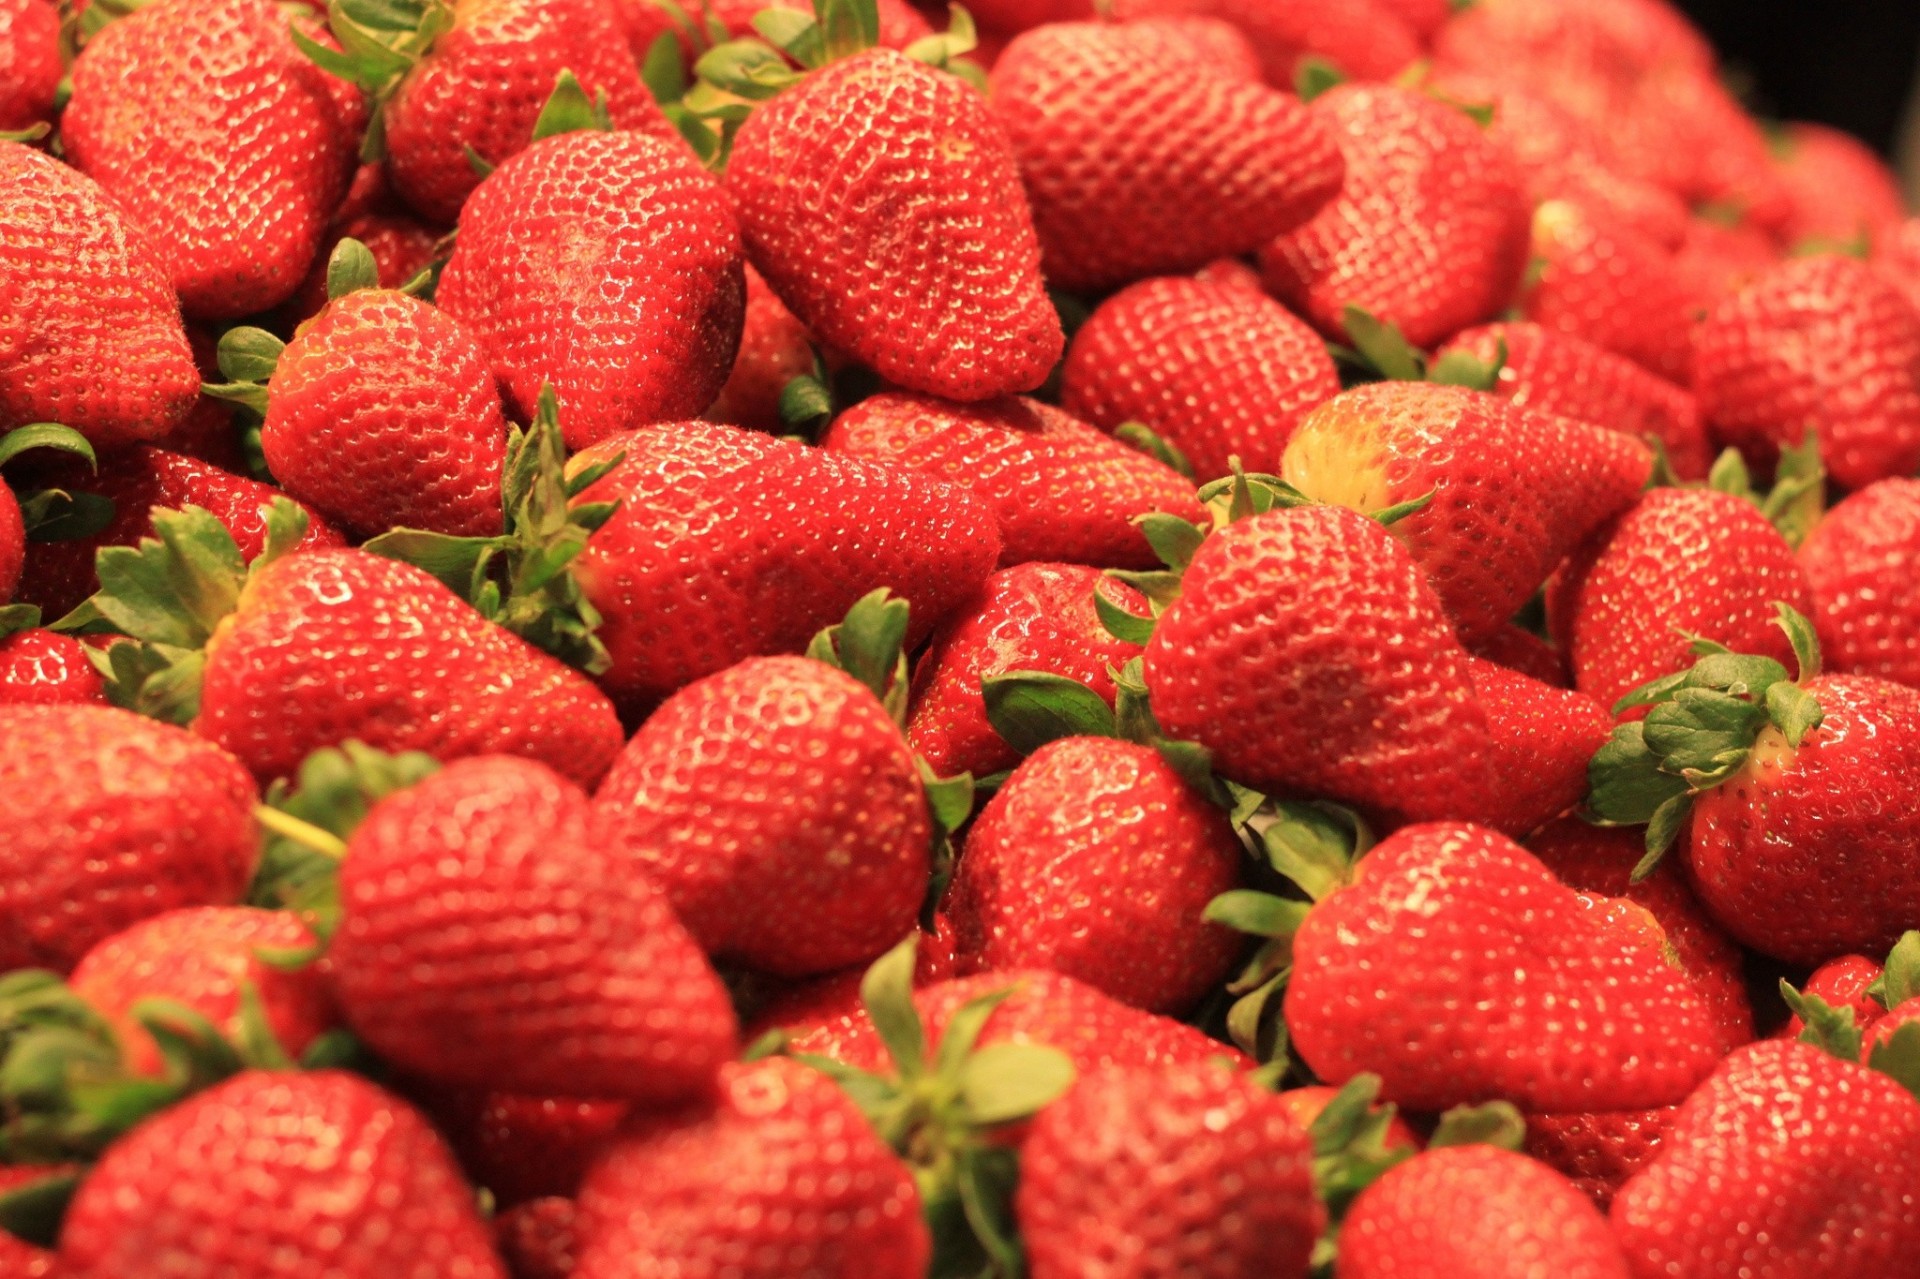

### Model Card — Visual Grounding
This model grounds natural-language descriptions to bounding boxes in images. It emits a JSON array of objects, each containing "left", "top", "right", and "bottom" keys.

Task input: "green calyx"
[
  {"left": 1698, "top": 430, "right": 1825, "bottom": 549},
  {"left": 1293, "top": 55, "right": 1345, "bottom": 103},
  {"left": 0, "top": 424, "right": 113, "bottom": 546},
  {"left": 1112, "top": 421, "right": 1194, "bottom": 479},
  {"left": 0, "top": 604, "right": 42, "bottom": 641},
  {"left": 1867, "top": 931, "right": 1920, "bottom": 1012},
  {"left": 530, "top": 69, "right": 613, "bottom": 142},
  {"left": 1328, "top": 306, "right": 1505, "bottom": 392},
  {"left": 1584, "top": 602, "right": 1825, "bottom": 881},
  {"left": 199, "top": 325, "right": 288, "bottom": 417},
  {"left": 364, "top": 384, "right": 618, "bottom": 675},
  {"left": 1779, "top": 976, "right": 1920, "bottom": 1100},
  {"left": 292, "top": 0, "right": 456, "bottom": 161}
]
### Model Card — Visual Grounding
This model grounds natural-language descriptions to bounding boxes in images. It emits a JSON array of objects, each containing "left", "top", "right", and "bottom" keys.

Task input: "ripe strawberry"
[
  {"left": 1523, "top": 1108, "right": 1676, "bottom": 1210},
  {"left": 1435, "top": 321, "right": 1713, "bottom": 479},
  {"left": 1772, "top": 122, "right": 1907, "bottom": 252},
  {"left": 1798, "top": 477, "right": 1920, "bottom": 688},
  {"left": 1339, "top": 1145, "right": 1633, "bottom": 1279},
  {"left": 945, "top": 737, "right": 1243, "bottom": 1015},
  {"left": 700, "top": 263, "right": 816, "bottom": 434},
  {"left": 1779, "top": 953, "right": 1889, "bottom": 1040},
  {"left": 1519, "top": 199, "right": 1701, "bottom": 385},
  {"left": 0, "top": 0, "right": 58, "bottom": 132},
  {"left": 573, "top": 1057, "right": 930, "bottom": 1279},
  {"left": 1611, "top": 1040, "right": 1920, "bottom": 1279},
  {"left": 61, "top": 0, "right": 361, "bottom": 320},
  {"left": 566, "top": 422, "right": 999, "bottom": 711},
  {"left": 1547, "top": 486, "right": 1814, "bottom": 712},
  {"left": 1469, "top": 621, "right": 1570, "bottom": 687},
  {"left": 725, "top": 49, "right": 1063, "bottom": 402},
  {"left": 280, "top": 206, "right": 444, "bottom": 330},
  {"left": 0, "top": 705, "right": 257, "bottom": 973},
  {"left": 1672, "top": 213, "right": 1780, "bottom": 306},
  {"left": 424, "top": 1091, "right": 627, "bottom": 1207},
  {"left": 0, "top": 611, "right": 109, "bottom": 705},
  {"left": 1059, "top": 275, "right": 1341, "bottom": 480},
  {"left": 68, "top": 906, "right": 336, "bottom": 1078},
  {"left": 1145, "top": 504, "right": 1494, "bottom": 826},
  {"left": 0, "top": 484, "right": 18, "bottom": 603},
  {"left": 1695, "top": 254, "right": 1920, "bottom": 490},
  {"left": 331, "top": 755, "right": 738, "bottom": 1099},
  {"left": 820, "top": 392, "right": 1205, "bottom": 569},
  {"left": 0, "top": 143, "right": 200, "bottom": 448},
  {"left": 1864, "top": 995, "right": 1920, "bottom": 1057},
  {"left": 1259, "top": 83, "right": 1530, "bottom": 350},
  {"left": 988, "top": 18, "right": 1343, "bottom": 292},
  {"left": 1468, "top": 658, "right": 1613, "bottom": 838},
  {"left": 1280, "top": 381, "right": 1651, "bottom": 641},
  {"left": 437, "top": 130, "right": 745, "bottom": 450},
  {"left": 56, "top": 1070, "right": 506, "bottom": 1278},
  {"left": 1108, "top": 0, "right": 1420, "bottom": 87},
  {"left": 1016, "top": 1063, "right": 1323, "bottom": 1279},
  {"left": 495, "top": 1198, "right": 579, "bottom": 1279}
]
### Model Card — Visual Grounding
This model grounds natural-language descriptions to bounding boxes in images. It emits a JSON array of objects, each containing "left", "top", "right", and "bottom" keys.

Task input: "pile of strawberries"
[{"left": 5, "top": 0, "right": 1920, "bottom": 1271}]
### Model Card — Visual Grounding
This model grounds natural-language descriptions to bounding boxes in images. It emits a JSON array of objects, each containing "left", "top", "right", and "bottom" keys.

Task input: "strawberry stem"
[{"left": 252, "top": 806, "right": 348, "bottom": 860}]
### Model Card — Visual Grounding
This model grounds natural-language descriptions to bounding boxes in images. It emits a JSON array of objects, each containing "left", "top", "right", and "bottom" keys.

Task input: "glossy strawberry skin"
[
  {"left": 726, "top": 49, "right": 1063, "bottom": 402},
  {"left": 1469, "top": 658, "right": 1613, "bottom": 838},
  {"left": 1779, "top": 954, "right": 1887, "bottom": 1040},
  {"left": 946, "top": 737, "right": 1243, "bottom": 1016},
  {"left": 1144, "top": 504, "right": 1493, "bottom": 827},
  {"left": 988, "top": 19, "right": 1343, "bottom": 293},
  {"left": 1286, "top": 823, "right": 1723, "bottom": 1113},
  {"left": 820, "top": 392, "right": 1206, "bottom": 570},
  {"left": 263, "top": 289, "right": 508, "bottom": 539},
  {"left": 62, "top": 0, "right": 361, "bottom": 320},
  {"left": 1519, "top": 200, "right": 1701, "bottom": 386},
  {"left": 0, "top": 628, "right": 109, "bottom": 705},
  {"left": 0, "top": 143, "right": 200, "bottom": 448},
  {"left": 907, "top": 563, "right": 1146, "bottom": 781},
  {"left": 594, "top": 656, "right": 932, "bottom": 978},
  {"left": 1062, "top": 276, "right": 1341, "bottom": 482},
  {"left": 700, "top": 263, "right": 815, "bottom": 435},
  {"left": 1523, "top": 1108, "right": 1677, "bottom": 1210},
  {"left": 1799, "top": 478, "right": 1920, "bottom": 688},
  {"left": 1108, "top": 0, "right": 1420, "bottom": 87},
  {"left": 1259, "top": 83, "right": 1530, "bottom": 349},
  {"left": 57, "top": 1070, "right": 506, "bottom": 1279},
  {"left": 574, "top": 1058, "right": 930, "bottom": 1279},
  {"left": 196, "top": 549, "right": 624, "bottom": 788},
  {"left": 0, "top": 0, "right": 59, "bottom": 131},
  {"left": 1469, "top": 621, "right": 1571, "bottom": 687},
  {"left": 332, "top": 756, "right": 738, "bottom": 1099},
  {"left": 438, "top": 131, "right": 744, "bottom": 450},
  {"left": 567, "top": 422, "right": 999, "bottom": 712},
  {"left": 1017, "top": 1064, "right": 1322, "bottom": 1279},
  {"left": 0, "top": 705, "right": 257, "bottom": 974},
  {"left": 1612, "top": 1040, "right": 1920, "bottom": 1279},
  {"left": 1696, "top": 254, "right": 1920, "bottom": 490}
]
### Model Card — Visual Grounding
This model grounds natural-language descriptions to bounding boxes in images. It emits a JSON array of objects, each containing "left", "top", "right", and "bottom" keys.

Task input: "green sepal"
[
  {"left": 1093, "top": 583, "right": 1156, "bottom": 645},
  {"left": 1705, "top": 431, "right": 1825, "bottom": 549},
  {"left": 1306, "top": 1073, "right": 1413, "bottom": 1222},
  {"left": 199, "top": 381, "right": 271, "bottom": 416},
  {"left": 694, "top": 37, "right": 803, "bottom": 99},
  {"left": 324, "top": 236, "right": 380, "bottom": 300},
  {"left": 462, "top": 143, "right": 495, "bottom": 177},
  {"left": 530, "top": 69, "right": 613, "bottom": 141},
  {"left": 1369, "top": 487, "right": 1436, "bottom": 528},
  {"left": 1429, "top": 1100, "right": 1525, "bottom": 1150},
  {"left": 1868, "top": 1021, "right": 1920, "bottom": 1100},
  {"left": 816, "top": 0, "right": 880, "bottom": 62},
  {"left": 1136, "top": 512, "right": 1207, "bottom": 572},
  {"left": 1196, "top": 456, "right": 1315, "bottom": 525},
  {"left": 861, "top": 936, "right": 926, "bottom": 1083},
  {"left": 19, "top": 488, "right": 116, "bottom": 543},
  {"left": 1427, "top": 335, "right": 1505, "bottom": 392},
  {"left": 1774, "top": 600, "right": 1822, "bottom": 681},
  {"left": 778, "top": 371, "right": 835, "bottom": 436},
  {"left": 1868, "top": 931, "right": 1920, "bottom": 1011},
  {"left": 981, "top": 671, "right": 1117, "bottom": 756},
  {"left": 1252, "top": 800, "right": 1368, "bottom": 902},
  {"left": 642, "top": 29, "right": 691, "bottom": 103},
  {"left": 1293, "top": 54, "right": 1345, "bottom": 102},
  {"left": 917, "top": 759, "right": 975, "bottom": 837},
  {"left": 805, "top": 588, "right": 911, "bottom": 722},
  {"left": 949, "top": 1146, "right": 1022, "bottom": 1276},
  {"left": 0, "top": 1170, "right": 77, "bottom": 1249},
  {"left": 1223, "top": 967, "right": 1290, "bottom": 1064},
  {"left": 957, "top": 1041, "right": 1074, "bottom": 1125},
  {"left": 0, "top": 604, "right": 41, "bottom": 640},
  {"left": 1340, "top": 306, "right": 1426, "bottom": 382},
  {"left": 1203, "top": 889, "right": 1310, "bottom": 940},
  {"left": 1780, "top": 980, "right": 1864, "bottom": 1062},
  {"left": 0, "top": 122, "right": 51, "bottom": 144},
  {"left": 1113, "top": 421, "right": 1194, "bottom": 479},
  {"left": 901, "top": 4, "right": 978, "bottom": 74},
  {"left": 0, "top": 423, "right": 96, "bottom": 473},
  {"left": 297, "top": 1028, "right": 370, "bottom": 1072},
  {"left": 201, "top": 325, "right": 284, "bottom": 414}
]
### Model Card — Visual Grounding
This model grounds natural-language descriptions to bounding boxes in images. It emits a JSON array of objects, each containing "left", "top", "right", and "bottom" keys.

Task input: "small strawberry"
[
  {"left": 0, "top": 0, "right": 58, "bottom": 132},
  {"left": 700, "top": 263, "right": 817, "bottom": 434},
  {"left": 1107, "top": 0, "right": 1420, "bottom": 87},
  {"left": 1771, "top": 121, "right": 1907, "bottom": 253},
  {"left": 1259, "top": 83, "right": 1530, "bottom": 350},
  {"left": 495, "top": 1198, "right": 579, "bottom": 1279},
  {"left": 1468, "top": 621, "right": 1570, "bottom": 687},
  {"left": 1060, "top": 275, "right": 1342, "bottom": 481},
  {"left": 0, "top": 607, "right": 108, "bottom": 705},
  {"left": 1519, "top": 199, "right": 1701, "bottom": 385},
  {"left": 278, "top": 204, "right": 445, "bottom": 330},
  {"left": 1468, "top": 658, "right": 1613, "bottom": 838},
  {"left": 1798, "top": 477, "right": 1920, "bottom": 688},
  {"left": 1522, "top": 1108, "right": 1676, "bottom": 1210},
  {"left": 424, "top": 1091, "right": 627, "bottom": 1207}
]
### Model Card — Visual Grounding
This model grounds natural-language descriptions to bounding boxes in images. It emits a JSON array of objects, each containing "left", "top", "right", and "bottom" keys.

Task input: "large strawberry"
[
  {"left": 436, "top": 129, "right": 745, "bottom": 449},
  {"left": 61, "top": 0, "right": 361, "bottom": 319},
  {"left": 56, "top": 1070, "right": 506, "bottom": 1278},
  {"left": 1798, "top": 477, "right": 1920, "bottom": 688},
  {"left": 0, "top": 0, "right": 58, "bottom": 132},
  {"left": 988, "top": 18, "right": 1342, "bottom": 292},
  {"left": 1279, "top": 381, "right": 1652, "bottom": 640},
  {"left": 0, "top": 143, "right": 200, "bottom": 448},
  {"left": 1060, "top": 275, "right": 1342, "bottom": 480},
  {"left": 1107, "top": 0, "right": 1420, "bottom": 87},
  {"left": 1259, "top": 83, "right": 1530, "bottom": 349},
  {"left": 819, "top": 391, "right": 1206, "bottom": 569}
]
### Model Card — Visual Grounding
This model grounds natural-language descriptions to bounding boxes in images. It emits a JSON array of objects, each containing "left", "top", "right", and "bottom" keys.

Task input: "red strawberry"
[
  {"left": 700, "top": 263, "right": 816, "bottom": 434},
  {"left": 1338, "top": 1144, "right": 1633, "bottom": 1279},
  {"left": 1864, "top": 995, "right": 1920, "bottom": 1057},
  {"left": 0, "top": 705, "right": 257, "bottom": 973},
  {"left": 0, "top": 143, "right": 200, "bottom": 448},
  {"left": 1259, "top": 84, "right": 1530, "bottom": 349},
  {"left": 1672, "top": 213, "right": 1781, "bottom": 306},
  {"left": 1772, "top": 122, "right": 1907, "bottom": 252},
  {"left": 68, "top": 906, "right": 336, "bottom": 1078},
  {"left": 1519, "top": 199, "right": 1701, "bottom": 385},
  {"left": 426, "top": 1092, "right": 627, "bottom": 1207},
  {"left": 61, "top": 0, "right": 361, "bottom": 319},
  {"left": 725, "top": 49, "right": 1063, "bottom": 402},
  {"left": 988, "top": 18, "right": 1343, "bottom": 292},
  {"left": 1468, "top": 621, "right": 1570, "bottom": 687},
  {"left": 1060, "top": 275, "right": 1342, "bottom": 480},
  {"left": 1108, "top": 0, "right": 1420, "bottom": 87},
  {"left": 0, "top": 612, "right": 109, "bottom": 705},
  {"left": 1523, "top": 1108, "right": 1676, "bottom": 1210},
  {"left": 1468, "top": 658, "right": 1613, "bottom": 838},
  {"left": 1779, "top": 953, "right": 1889, "bottom": 1040},
  {"left": 1016, "top": 1063, "right": 1323, "bottom": 1279},
  {"left": 945, "top": 736, "right": 1243, "bottom": 1014},
  {"left": 0, "top": 0, "right": 58, "bottom": 132},
  {"left": 437, "top": 130, "right": 745, "bottom": 450},
  {"left": 1611, "top": 1039, "right": 1920, "bottom": 1279},
  {"left": 1273, "top": 1085, "right": 1424, "bottom": 1154},
  {"left": 56, "top": 1070, "right": 505, "bottom": 1279},
  {"left": 1280, "top": 381, "right": 1652, "bottom": 640},
  {"left": 0, "top": 1163, "right": 59, "bottom": 1277},
  {"left": 1435, "top": 321, "right": 1713, "bottom": 479},
  {"left": 820, "top": 392, "right": 1206, "bottom": 569},
  {"left": 0, "top": 481, "right": 18, "bottom": 602},
  {"left": 1695, "top": 254, "right": 1920, "bottom": 490},
  {"left": 1798, "top": 477, "right": 1920, "bottom": 688},
  {"left": 573, "top": 1057, "right": 930, "bottom": 1279},
  {"left": 280, "top": 206, "right": 445, "bottom": 330},
  {"left": 496, "top": 1198, "right": 579, "bottom": 1279}
]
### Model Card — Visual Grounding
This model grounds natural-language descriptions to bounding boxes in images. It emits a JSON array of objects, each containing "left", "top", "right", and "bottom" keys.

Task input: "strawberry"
[
  {"left": 1272, "top": 1085, "right": 1424, "bottom": 1155},
  {"left": 1798, "top": 477, "right": 1920, "bottom": 688},
  {"left": 1107, "top": 0, "right": 1421, "bottom": 87},
  {"left": 1779, "top": 953, "right": 1890, "bottom": 1040},
  {"left": 1864, "top": 995, "right": 1920, "bottom": 1058},
  {"left": 944, "top": 736, "right": 1243, "bottom": 1014},
  {"left": 61, "top": 0, "right": 361, "bottom": 320},
  {"left": 0, "top": 483, "right": 18, "bottom": 604},
  {"left": 1059, "top": 276, "right": 1341, "bottom": 480},
  {"left": 1258, "top": 83, "right": 1530, "bottom": 350},
  {"left": 496, "top": 1198, "right": 579, "bottom": 1279},
  {"left": 1434, "top": 321, "right": 1713, "bottom": 479},
  {"left": 907, "top": 563, "right": 1147, "bottom": 781},
  {"left": 1468, "top": 621, "right": 1570, "bottom": 687},
  {"left": 68, "top": 906, "right": 336, "bottom": 1078},
  {"left": 1143, "top": 503, "right": 1494, "bottom": 827},
  {"left": 1522, "top": 1108, "right": 1676, "bottom": 1210},
  {"left": 0, "top": 143, "right": 200, "bottom": 449},
  {"left": 1547, "top": 486, "right": 1814, "bottom": 712},
  {"left": 1338, "top": 1144, "right": 1633, "bottom": 1279},
  {"left": 616, "top": 0, "right": 932, "bottom": 68},
  {"left": 820, "top": 392, "right": 1206, "bottom": 570},
  {"left": 1695, "top": 253, "right": 1920, "bottom": 490},
  {"left": 1772, "top": 122, "right": 1908, "bottom": 253},
  {"left": 279, "top": 205, "right": 444, "bottom": 331},
  {"left": 700, "top": 263, "right": 817, "bottom": 434},
  {"left": 56, "top": 1070, "right": 506, "bottom": 1278},
  {"left": 987, "top": 18, "right": 1343, "bottom": 293},
  {"left": 1280, "top": 381, "right": 1652, "bottom": 641},
  {"left": 1016, "top": 1063, "right": 1323, "bottom": 1279},
  {"left": 426, "top": 1091, "right": 627, "bottom": 1207},
  {"left": 330, "top": 754, "right": 738, "bottom": 1099},
  {"left": 1672, "top": 213, "right": 1780, "bottom": 306},
  {"left": 0, "top": 608, "right": 108, "bottom": 705},
  {"left": 1611, "top": 1040, "right": 1920, "bottom": 1279},
  {"left": 723, "top": 48, "right": 1063, "bottom": 402},
  {"left": 437, "top": 129, "right": 745, "bottom": 450},
  {"left": 1468, "top": 658, "right": 1613, "bottom": 838},
  {"left": 0, "top": 0, "right": 58, "bottom": 132}
]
